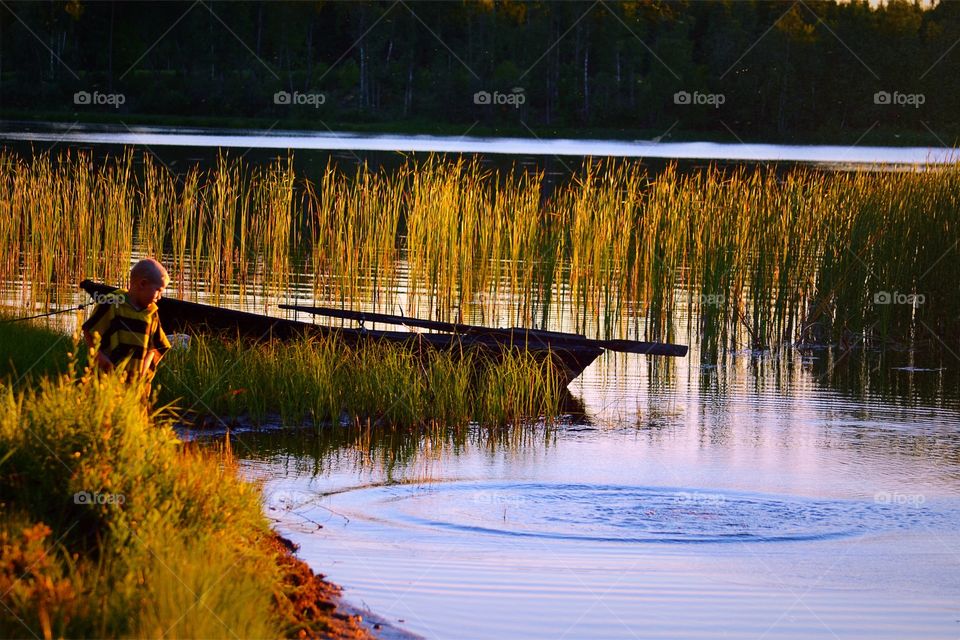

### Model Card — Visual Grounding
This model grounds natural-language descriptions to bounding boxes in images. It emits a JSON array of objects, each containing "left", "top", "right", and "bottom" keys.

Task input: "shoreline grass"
[
  {"left": 156, "top": 332, "right": 566, "bottom": 429},
  {"left": 0, "top": 318, "right": 565, "bottom": 430},
  {"left": 0, "top": 313, "right": 559, "bottom": 638},
  {"left": 0, "top": 350, "right": 369, "bottom": 639}
]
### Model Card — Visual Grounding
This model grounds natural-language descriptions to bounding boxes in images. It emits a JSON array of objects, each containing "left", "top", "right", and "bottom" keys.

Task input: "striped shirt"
[{"left": 81, "top": 289, "right": 171, "bottom": 377}]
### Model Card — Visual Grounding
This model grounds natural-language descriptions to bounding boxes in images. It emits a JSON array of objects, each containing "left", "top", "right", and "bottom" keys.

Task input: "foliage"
[
  {"left": 0, "top": 313, "right": 75, "bottom": 382},
  {"left": 2, "top": 151, "right": 956, "bottom": 357},
  {"left": 155, "top": 332, "right": 565, "bottom": 428},
  {"left": 1, "top": 1, "right": 956, "bottom": 140},
  {"left": 0, "top": 358, "right": 311, "bottom": 639}
]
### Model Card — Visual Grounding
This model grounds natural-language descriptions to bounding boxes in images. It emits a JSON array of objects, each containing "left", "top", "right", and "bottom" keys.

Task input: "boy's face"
[{"left": 129, "top": 277, "right": 166, "bottom": 308}]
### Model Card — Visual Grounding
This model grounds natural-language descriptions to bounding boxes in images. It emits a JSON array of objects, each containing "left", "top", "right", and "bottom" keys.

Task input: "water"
[
  {"left": 234, "top": 348, "right": 960, "bottom": 639},
  {"left": 1, "top": 121, "right": 956, "bottom": 164}
]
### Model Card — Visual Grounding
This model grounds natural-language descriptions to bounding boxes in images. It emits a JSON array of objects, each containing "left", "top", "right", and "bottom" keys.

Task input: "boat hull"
[{"left": 79, "top": 281, "right": 602, "bottom": 386}]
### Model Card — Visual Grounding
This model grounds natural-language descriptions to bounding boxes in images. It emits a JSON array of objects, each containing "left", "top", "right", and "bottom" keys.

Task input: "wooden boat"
[{"left": 79, "top": 280, "right": 687, "bottom": 386}]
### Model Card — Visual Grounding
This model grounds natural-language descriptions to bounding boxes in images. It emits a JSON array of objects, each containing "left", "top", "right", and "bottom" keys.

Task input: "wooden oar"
[{"left": 279, "top": 304, "right": 688, "bottom": 357}]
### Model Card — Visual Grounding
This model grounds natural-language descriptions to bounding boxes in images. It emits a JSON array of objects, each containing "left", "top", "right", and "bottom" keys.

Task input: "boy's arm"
[
  {"left": 82, "top": 303, "right": 116, "bottom": 372},
  {"left": 140, "top": 348, "right": 162, "bottom": 376},
  {"left": 142, "top": 320, "right": 172, "bottom": 376}
]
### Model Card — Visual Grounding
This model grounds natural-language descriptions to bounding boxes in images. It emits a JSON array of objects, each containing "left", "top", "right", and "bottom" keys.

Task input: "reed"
[
  {"left": 155, "top": 333, "right": 565, "bottom": 428},
  {"left": 0, "top": 148, "right": 956, "bottom": 356},
  {"left": 0, "top": 318, "right": 565, "bottom": 430}
]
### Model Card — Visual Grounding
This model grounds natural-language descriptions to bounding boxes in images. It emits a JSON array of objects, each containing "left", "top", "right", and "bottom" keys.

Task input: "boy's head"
[{"left": 128, "top": 258, "right": 169, "bottom": 309}]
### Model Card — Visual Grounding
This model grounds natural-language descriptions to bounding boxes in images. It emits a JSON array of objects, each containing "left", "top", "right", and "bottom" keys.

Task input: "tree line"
[{"left": 1, "top": 0, "right": 957, "bottom": 142}]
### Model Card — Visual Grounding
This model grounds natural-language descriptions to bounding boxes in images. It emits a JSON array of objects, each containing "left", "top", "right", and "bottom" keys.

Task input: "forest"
[{"left": 1, "top": 0, "right": 956, "bottom": 142}]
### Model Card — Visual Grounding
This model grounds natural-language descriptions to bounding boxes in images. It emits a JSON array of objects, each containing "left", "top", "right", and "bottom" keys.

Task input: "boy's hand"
[
  {"left": 95, "top": 351, "right": 114, "bottom": 373},
  {"left": 83, "top": 329, "right": 113, "bottom": 372},
  {"left": 141, "top": 349, "right": 162, "bottom": 376}
]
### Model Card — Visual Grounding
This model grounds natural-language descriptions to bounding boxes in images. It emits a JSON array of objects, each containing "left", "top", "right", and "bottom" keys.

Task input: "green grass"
[
  {"left": 0, "top": 315, "right": 563, "bottom": 638},
  {"left": 0, "top": 356, "right": 317, "bottom": 638},
  {"left": 0, "top": 318, "right": 565, "bottom": 430},
  {"left": 156, "top": 333, "right": 564, "bottom": 429},
  {"left": 0, "top": 313, "right": 76, "bottom": 382}
]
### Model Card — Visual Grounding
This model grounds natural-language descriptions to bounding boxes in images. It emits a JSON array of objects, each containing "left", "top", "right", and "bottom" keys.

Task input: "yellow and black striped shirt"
[{"left": 81, "top": 289, "right": 171, "bottom": 376}]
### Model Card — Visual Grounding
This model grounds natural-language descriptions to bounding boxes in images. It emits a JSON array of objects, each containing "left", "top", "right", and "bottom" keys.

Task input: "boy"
[{"left": 82, "top": 258, "right": 172, "bottom": 380}]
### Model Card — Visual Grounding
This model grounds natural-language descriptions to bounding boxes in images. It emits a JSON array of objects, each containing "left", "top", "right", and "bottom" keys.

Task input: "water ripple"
[{"left": 325, "top": 481, "right": 946, "bottom": 544}]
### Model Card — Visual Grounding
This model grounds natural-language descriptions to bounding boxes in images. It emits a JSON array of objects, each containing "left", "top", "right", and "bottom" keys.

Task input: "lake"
[
  {"left": 4, "top": 126, "right": 959, "bottom": 638},
  {"left": 228, "top": 342, "right": 960, "bottom": 639},
  {"left": 1, "top": 121, "right": 956, "bottom": 165}
]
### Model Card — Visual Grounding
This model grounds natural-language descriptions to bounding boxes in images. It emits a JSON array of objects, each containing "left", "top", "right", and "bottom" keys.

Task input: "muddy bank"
[{"left": 268, "top": 531, "right": 373, "bottom": 639}]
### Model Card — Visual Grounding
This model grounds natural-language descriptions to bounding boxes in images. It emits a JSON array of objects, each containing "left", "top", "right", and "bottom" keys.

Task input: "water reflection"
[{"left": 221, "top": 347, "right": 960, "bottom": 482}]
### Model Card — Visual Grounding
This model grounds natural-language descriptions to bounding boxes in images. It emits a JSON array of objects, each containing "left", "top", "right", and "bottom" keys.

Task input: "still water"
[
  {"left": 1, "top": 121, "right": 957, "bottom": 164},
  {"left": 234, "top": 347, "right": 960, "bottom": 639}
]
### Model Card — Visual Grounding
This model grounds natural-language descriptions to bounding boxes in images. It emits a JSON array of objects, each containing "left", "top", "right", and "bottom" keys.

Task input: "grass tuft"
[
  {"left": 156, "top": 333, "right": 564, "bottom": 428},
  {"left": 0, "top": 343, "right": 362, "bottom": 638}
]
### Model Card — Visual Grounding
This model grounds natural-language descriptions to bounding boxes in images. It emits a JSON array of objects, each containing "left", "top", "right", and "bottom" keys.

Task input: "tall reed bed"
[
  {"left": 304, "top": 160, "right": 406, "bottom": 309},
  {"left": 0, "top": 150, "right": 297, "bottom": 310},
  {"left": 0, "top": 148, "right": 956, "bottom": 353}
]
